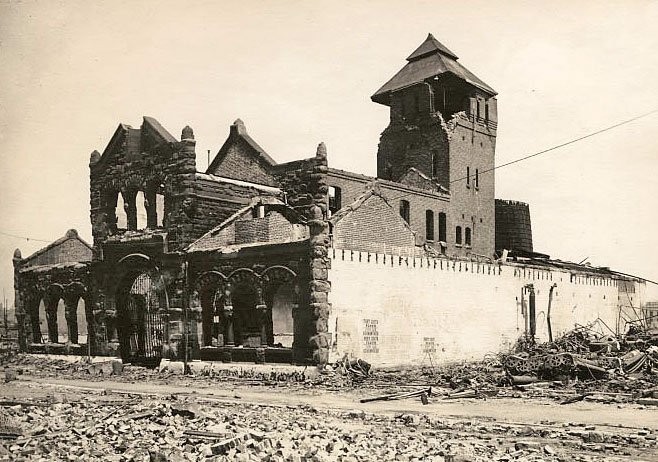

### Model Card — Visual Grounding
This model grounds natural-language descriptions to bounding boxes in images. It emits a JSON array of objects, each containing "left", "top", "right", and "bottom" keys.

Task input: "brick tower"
[{"left": 372, "top": 33, "right": 498, "bottom": 257}]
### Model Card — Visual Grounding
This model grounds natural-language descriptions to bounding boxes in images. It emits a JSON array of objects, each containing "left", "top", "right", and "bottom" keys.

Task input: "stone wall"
[
  {"left": 89, "top": 119, "right": 197, "bottom": 253},
  {"left": 273, "top": 144, "right": 332, "bottom": 365}
]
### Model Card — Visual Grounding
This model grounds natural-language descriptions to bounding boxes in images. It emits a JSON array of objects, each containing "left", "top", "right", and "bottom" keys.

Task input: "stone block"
[
  {"left": 309, "top": 280, "right": 331, "bottom": 292},
  {"left": 311, "top": 268, "right": 328, "bottom": 280}
]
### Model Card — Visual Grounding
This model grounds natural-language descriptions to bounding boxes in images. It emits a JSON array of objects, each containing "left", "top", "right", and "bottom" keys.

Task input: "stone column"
[
  {"left": 64, "top": 295, "right": 79, "bottom": 345},
  {"left": 255, "top": 286, "right": 268, "bottom": 346},
  {"left": 223, "top": 288, "right": 235, "bottom": 346},
  {"left": 145, "top": 189, "right": 157, "bottom": 229},
  {"left": 106, "top": 309, "right": 119, "bottom": 342},
  {"left": 28, "top": 295, "right": 41, "bottom": 344},
  {"left": 124, "top": 190, "right": 138, "bottom": 231},
  {"left": 45, "top": 296, "right": 59, "bottom": 344},
  {"left": 307, "top": 143, "right": 332, "bottom": 366}
]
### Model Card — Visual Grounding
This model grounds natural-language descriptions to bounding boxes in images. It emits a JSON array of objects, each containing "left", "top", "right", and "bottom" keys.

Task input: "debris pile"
[
  {"left": 501, "top": 325, "right": 658, "bottom": 401},
  {"left": 2, "top": 388, "right": 655, "bottom": 461}
]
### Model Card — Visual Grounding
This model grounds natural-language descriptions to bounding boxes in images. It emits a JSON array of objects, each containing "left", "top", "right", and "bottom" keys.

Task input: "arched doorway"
[
  {"left": 77, "top": 298, "right": 88, "bottom": 345},
  {"left": 232, "top": 284, "right": 261, "bottom": 346},
  {"left": 116, "top": 269, "right": 166, "bottom": 365},
  {"left": 38, "top": 299, "right": 48, "bottom": 342},
  {"left": 200, "top": 288, "right": 224, "bottom": 347},
  {"left": 270, "top": 285, "right": 294, "bottom": 348}
]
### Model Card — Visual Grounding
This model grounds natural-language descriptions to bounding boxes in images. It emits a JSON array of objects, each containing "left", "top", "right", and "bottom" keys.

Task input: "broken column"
[{"left": 307, "top": 143, "right": 332, "bottom": 367}]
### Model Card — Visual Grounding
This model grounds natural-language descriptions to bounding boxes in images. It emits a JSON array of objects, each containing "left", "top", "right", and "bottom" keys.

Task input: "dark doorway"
[
  {"left": 116, "top": 271, "right": 165, "bottom": 366},
  {"left": 232, "top": 285, "right": 261, "bottom": 346}
]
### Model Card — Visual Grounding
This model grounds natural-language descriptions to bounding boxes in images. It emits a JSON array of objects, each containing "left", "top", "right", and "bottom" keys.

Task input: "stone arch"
[
  {"left": 63, "top": 281, "right": 87, "bottom": 345},
  {"left": 114, "top": 254, "right": 166, "bottom": 364},
  {"left": 44, "top": 284, "right": 65, "bottom": 343},
  {"left": 25, "top": 291, "right": 42, "bottom": 344},
  {"left": 194, "top": 271, "right": 227, "bottom": 347},
  {"left": 227, "top": 268, "right": 261, "bottom": 291},
  {"left": 261, "top": 265, "right": 297, "bottom": 288},
  {"left": 225, "top": 269, "right": 263, "bottom": 347},
  {"left": 261, "top": 266, "right": 298, "bottom": 348}
]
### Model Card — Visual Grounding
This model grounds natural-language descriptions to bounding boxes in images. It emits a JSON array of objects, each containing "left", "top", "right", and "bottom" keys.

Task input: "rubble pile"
[
  {"left": 1, "top": 390, "right": 655, "bottom": 462},
  {"left": 501, "top": 326, "right": 658, "bottom": 401}
]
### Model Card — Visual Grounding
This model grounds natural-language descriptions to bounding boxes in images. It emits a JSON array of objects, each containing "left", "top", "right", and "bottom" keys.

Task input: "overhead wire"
[
  {"left": 0, "top": 230, "right": 51, "bottom": 243},
  {"left": 388, "top": 108, "right": 658, "bottom": 203}
]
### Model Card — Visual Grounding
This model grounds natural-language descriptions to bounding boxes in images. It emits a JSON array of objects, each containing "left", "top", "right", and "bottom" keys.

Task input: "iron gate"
[{"left": 118, "top": 272, "right": 165, "bottom": 366}]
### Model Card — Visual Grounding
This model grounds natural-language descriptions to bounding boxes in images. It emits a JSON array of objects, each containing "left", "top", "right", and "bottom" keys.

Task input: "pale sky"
[{"left": 1, "top": 0, "right": 657, "bottom": 306}]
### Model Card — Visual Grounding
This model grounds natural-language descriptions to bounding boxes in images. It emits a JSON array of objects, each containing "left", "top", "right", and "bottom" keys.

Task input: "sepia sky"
[{"left": 1, "top": 0, "right": 657, "bottom": 305}]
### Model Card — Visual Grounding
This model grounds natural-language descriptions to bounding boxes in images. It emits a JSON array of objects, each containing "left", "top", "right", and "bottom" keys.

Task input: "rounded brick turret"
[{"left": 495, "top": 199, "right": 533, "bottom": 254}]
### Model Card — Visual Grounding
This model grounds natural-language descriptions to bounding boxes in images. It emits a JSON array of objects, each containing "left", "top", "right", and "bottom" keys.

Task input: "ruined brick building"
[{"left": 13, "top": 34, "right": 647, "bottom": 366}]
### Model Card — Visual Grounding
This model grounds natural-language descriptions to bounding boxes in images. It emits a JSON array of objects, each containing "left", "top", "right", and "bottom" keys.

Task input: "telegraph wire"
[
  {"left": 1, "top": 110, "right": 656, "bottom": 245},
  {"left": 0, "top": 230, "right": 51, "bottom": 243},
  {"left": 388, "top": 108, "right": 658, "bottom": 203}
]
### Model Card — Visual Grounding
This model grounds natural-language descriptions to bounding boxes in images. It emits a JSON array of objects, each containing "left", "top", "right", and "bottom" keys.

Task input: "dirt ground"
[{"left": 1, "top": 358, "right": 657, "bottom": 461}]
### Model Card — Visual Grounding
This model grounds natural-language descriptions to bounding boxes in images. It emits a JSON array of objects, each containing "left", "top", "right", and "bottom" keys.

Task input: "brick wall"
[
  {"left": 447, "top": 118, "right": 496, "bottom": 258},
  {"left": 189, "top": 174, "right": 281, "bottom": 245},
  {"left": 233, "top": 211, "right": 299, "bottom": 245},
  {"left": 22, "top": 237, "right": 92, "bottom": 268},
  {"left": 208, "top": 138, "right": 277, "bottom": 186},
  {"left": 375, "top": 88, "right": 497, "bottom": 258},
  {"left": 332, "top": 193, "right": 418, "bottom": 256},
  {"left": 327, "top": 169, "right": 449, "bottom": 252},
  {"left": 327, "top": 249, "right": 646, "bottom": 367}
]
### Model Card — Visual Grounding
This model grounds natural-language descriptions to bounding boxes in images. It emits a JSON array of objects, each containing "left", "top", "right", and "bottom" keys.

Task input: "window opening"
[
  {"left": 425, "top": 210, "right": 435, "bottom": 241},
  {"left": 438, "top": 213, "right": 447, "bottom": 242},
  {"left": 456, "top": 226, "right": 462, "bottom": 245},
  {"left": 328, "top": 186, "right": 342, "bottom": 216},
  {"left": 465, "top": 227, "right": 472, "bottom": 246},
  {"left": 400, "top": 200, "right": 410, "bottom": 224}
]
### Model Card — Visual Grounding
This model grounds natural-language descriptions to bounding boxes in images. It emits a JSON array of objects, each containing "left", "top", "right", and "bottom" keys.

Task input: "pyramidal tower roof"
[
  {"left": 406, "top": 33, "right": 459, "bottom": 61},
  {"left": 372, "top": 33, "right": 496, "bottom": 105}
]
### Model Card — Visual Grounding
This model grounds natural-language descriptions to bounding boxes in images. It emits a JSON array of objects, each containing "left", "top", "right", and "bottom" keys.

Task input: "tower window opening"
[
  {"left": 425, "top": 210, "right": 435, "bottom": 241},
  {"left": 466, "top": 166, "right": 470, "bottom": 188},
  {"left": 475, "top": 169, "right": 479, "bottom": 189},
  {"left": 456, "top": 226, "right": 462, "bottom": 246},
  {"left": 328, "top": 186, "right": 342, "bottom": 216},
  {"left": 400, "top": 200, "right": 410, "bottom": 224},
  {"left": 465, "top": 227, "right": 472, "bottom": 247}
]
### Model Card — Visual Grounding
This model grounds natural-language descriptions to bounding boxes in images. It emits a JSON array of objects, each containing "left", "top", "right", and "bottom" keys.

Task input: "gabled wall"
[
  {"left": 208, "top": 137, "right": 277, "bottom": 186},
  {"left": 89, "top": 118, "right": 197, "bottom": 253},
  {"left": 331, "top": 192, "right": 418, "bottom": 256},
  {"left": 207, "top": 119, "right": 278, "bottom": 187},
  {"left": 20, "top": 230, "right": 92, "bottom": 268}
]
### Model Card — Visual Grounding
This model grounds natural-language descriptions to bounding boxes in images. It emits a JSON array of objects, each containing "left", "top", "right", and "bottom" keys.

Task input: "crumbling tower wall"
[{"left": 495, "top": 199, "right": 533, "bottom": 254}]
